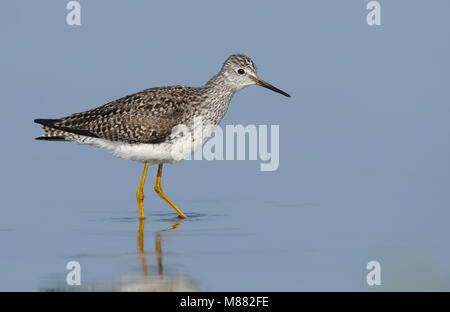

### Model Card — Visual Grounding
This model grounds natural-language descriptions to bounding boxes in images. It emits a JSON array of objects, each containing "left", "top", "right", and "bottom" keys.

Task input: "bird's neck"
[
  {"left": 201, "top": 73, "right": 237, "bottom": 124},
  {"left": 204, "top": 72, "right": 238, "bottom": 95}
]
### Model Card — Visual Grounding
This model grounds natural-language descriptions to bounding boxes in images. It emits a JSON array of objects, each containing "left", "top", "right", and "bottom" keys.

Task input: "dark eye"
[{"left": 237, "top": 69, "right": 245, "bottom": 75}]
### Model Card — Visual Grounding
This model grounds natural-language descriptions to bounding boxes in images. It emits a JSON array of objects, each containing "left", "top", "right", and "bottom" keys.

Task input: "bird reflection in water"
[
  {"left": 44, "top": 218, "right": 198, "bottom": 291},
  {"left": 129, "top": 218, "right": 198, "bottom": 291},
  {"left": 137, "top": 219, "right": 181, "bottom": 279}
]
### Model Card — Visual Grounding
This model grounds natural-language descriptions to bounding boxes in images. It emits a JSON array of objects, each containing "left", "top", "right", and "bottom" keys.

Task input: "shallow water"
[{"left": 1, "top": 190, "right": 449, "bottom": 291}]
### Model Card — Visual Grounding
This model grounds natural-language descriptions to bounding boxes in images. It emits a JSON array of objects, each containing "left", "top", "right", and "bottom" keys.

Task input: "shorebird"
[{"left": 35, "top": 54, "right": 290, "bottom": 219}]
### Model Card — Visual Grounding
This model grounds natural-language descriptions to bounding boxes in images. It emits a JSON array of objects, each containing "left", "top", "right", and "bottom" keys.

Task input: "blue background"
[{"left": 0, "top": 0, "right": 449, "bottom": 291}]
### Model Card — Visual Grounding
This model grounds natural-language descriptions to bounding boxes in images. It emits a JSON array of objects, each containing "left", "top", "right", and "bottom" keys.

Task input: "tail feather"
[
  {"left": 35, "top": 118, "right": 67, "bottom": 141},
  {"left": 35, "top": 136, "right": 68, "bottom": 141},
  {"left": 34, "top": 118, "right": 98, "bottom": 141},
  {"left": 34, "top": 118, "right": 61, "bottom": 127}
]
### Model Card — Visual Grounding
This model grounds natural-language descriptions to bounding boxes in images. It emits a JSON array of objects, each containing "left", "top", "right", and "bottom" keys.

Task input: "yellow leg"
[
  {"left": 136, "top": 162, "right": 149, "bottom": 219},
  {"left": 154, "top": 164, "right": 187, "bottom": 218}
]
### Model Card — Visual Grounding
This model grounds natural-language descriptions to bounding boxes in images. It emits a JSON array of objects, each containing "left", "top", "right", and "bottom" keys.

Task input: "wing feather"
[{"left": 35, "top": 86, "right": 199, "bottom": 144}]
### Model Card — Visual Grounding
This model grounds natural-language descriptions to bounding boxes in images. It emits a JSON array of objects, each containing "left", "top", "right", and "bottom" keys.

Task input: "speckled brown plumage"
[{"left": 36, "top": 86, "right": 208, "bottom": 144}]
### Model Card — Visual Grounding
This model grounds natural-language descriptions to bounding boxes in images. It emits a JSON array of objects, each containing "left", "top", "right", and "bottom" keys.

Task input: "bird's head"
[{"left": 219, "top": 54, "right": 290, "bottom": 97}]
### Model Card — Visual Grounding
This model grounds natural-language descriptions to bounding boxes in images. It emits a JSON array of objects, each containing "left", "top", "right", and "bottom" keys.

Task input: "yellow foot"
[
  {"left": 154, "top": 164, "right": 187, "bottom": 218},
  {"left": 154, "top": 184, "right": 187, "bottom": 219}
]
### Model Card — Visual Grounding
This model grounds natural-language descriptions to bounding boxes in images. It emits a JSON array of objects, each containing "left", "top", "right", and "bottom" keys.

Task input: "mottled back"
[{"left": 36, "top": 86, "right": 204, "bottom": 144}]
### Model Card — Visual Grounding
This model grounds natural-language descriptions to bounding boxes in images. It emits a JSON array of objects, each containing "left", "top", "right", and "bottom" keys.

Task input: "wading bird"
[{"left": 35, "top": 54, "right": 290, "bottom": 219}]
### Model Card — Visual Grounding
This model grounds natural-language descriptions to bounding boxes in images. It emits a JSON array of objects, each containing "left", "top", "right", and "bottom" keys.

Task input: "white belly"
[{"left": 75, "top": 122, "right": 216, "bottom": 164}]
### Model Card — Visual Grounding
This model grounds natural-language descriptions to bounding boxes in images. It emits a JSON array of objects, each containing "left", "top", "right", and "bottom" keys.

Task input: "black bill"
[{"left": 255, "top": 77, "right": 291, "bottom": 97}]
